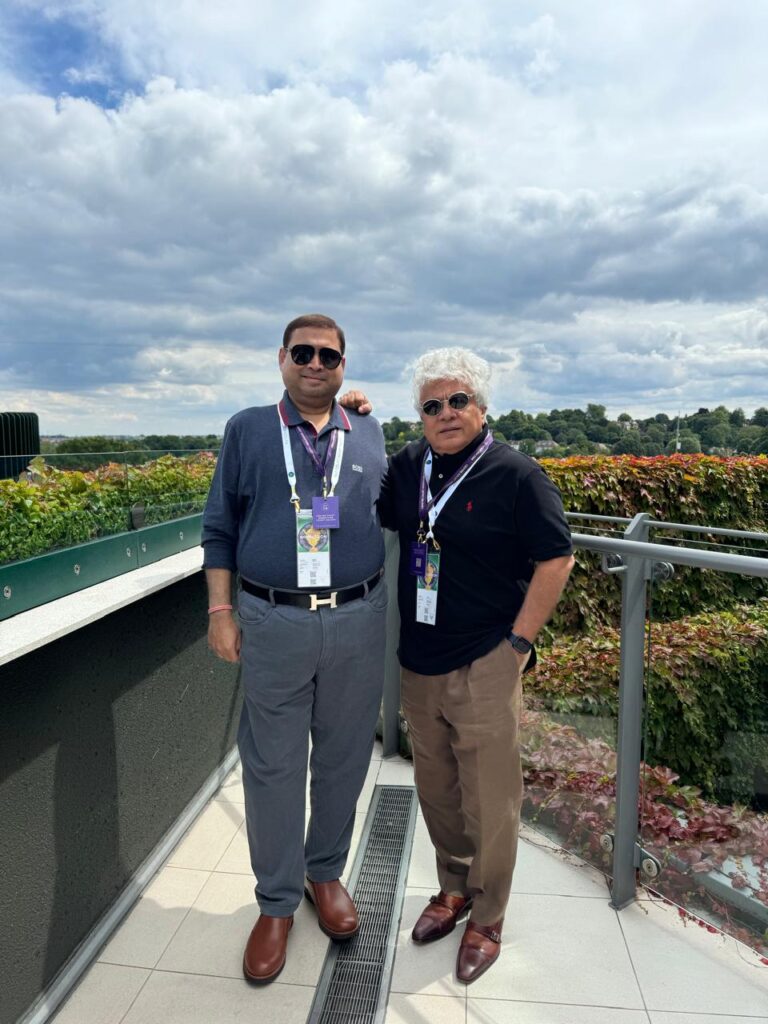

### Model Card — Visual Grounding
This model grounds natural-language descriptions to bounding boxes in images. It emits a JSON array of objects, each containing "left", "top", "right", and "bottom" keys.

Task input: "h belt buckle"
[{"left": 309, "top": 591, "right": 338, "bottom": 611}]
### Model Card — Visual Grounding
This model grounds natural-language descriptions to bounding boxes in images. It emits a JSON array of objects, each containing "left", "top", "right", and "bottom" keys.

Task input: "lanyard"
[
  {"left": 279, "top": 408, "right": 345, "bottom": 509},
  {"left": 296, "top": 425, "right": 338, "bottom": 496},
  {"left": 419, "top": 432, "right": 493, "bottom": 538}
]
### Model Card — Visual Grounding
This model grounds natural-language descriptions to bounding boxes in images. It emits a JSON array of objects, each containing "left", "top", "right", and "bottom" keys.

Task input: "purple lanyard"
[
  {"left": 418, "top": 432, "right": 493, "bottom": 522},
  {"left": 296, "top": 425, "right": 338, "bottom": 492}
]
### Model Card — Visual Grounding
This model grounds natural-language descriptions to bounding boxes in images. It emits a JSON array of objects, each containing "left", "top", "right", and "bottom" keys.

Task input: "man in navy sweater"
[{"left": 203, "top": 314, "right": 387, "bottom": 984}]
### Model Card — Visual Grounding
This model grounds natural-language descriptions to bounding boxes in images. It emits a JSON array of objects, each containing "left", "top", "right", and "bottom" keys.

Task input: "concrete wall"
[{"left": 0, "top": 572, "right": 241, "bottom": 1024}]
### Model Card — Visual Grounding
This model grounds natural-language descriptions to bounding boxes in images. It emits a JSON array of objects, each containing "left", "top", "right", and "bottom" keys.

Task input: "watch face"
[{"left": 509, "top": 634, "right": 531, "bottom": 653}]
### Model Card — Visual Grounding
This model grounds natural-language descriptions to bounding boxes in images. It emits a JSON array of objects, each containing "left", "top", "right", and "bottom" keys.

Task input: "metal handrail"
[
  {"left": 571, "top": 532, "right": 768, "bottom": 576},
  {"left": 567, "top": 511, "right": 768, "bottom": 544}
]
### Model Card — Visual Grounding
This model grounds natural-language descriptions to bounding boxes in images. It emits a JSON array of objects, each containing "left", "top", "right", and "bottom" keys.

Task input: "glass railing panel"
[
  {"left": 125, "top": 449, "right": 216, "bottom": 527},
  {"left": 639, "top": 548, "right": 768, "bottom": 958},
  {"left": 520, "top": 534, "right": 625, "bottom": 877},
  {"left": 0, "top": 451, "right": 132, "bottom": 566},
  {"left": 0, "top": 449, "right": 217, "bottom": 567}
]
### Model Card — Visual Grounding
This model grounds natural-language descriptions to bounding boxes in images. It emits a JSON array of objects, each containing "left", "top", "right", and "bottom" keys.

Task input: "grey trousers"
[
  {"left": 401, "top": 638, "right": 526, "bottom": 925},
  {"left": 237, "top": 579, "right": 387, "bottom": 916}
]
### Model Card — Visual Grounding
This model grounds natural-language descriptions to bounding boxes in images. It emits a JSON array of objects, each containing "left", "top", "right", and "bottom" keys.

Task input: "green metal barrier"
[{"left": 0, "top": 514, "right": 202, "bottom": 621}]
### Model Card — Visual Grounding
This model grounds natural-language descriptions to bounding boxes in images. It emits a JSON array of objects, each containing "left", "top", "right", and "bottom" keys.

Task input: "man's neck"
[
  {"left": 288, "top": 392, "right": 334, "bottom": 431},
  {"left": 432, "top": 426, "right": 487, "bottom": 458}
]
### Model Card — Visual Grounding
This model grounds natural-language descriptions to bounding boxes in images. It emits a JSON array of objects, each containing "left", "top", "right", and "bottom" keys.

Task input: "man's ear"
[{"left": 278, "top": 346, "right": 287, "bottom": 367}]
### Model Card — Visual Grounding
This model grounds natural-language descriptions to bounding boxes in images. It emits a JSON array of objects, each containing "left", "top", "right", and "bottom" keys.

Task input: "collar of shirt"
[
  {"left": 279, "top": 389, "right": 352, "bottom": 436},
  {"left": 430, "top": 424, "right": 490, "bottom": 478}
]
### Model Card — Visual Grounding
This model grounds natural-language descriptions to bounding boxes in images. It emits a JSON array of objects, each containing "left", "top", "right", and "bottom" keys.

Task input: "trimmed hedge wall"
[{"left": 528, "top": 602, "right": 768, "bottom": 805}]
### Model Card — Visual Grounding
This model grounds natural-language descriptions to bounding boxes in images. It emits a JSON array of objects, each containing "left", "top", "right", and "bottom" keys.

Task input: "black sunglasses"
[
  {"left": 421, "top": 391, "right": 475, "bottom": 417},
  {"left": 288, "top": 344, "right": 343, "bottom": 370}
]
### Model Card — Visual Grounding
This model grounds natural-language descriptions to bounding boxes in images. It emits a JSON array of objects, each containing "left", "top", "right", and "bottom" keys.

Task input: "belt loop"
[
  {"left": 268, "top": 587, "right": 276, "bottom": 607},
  {"left": 362, "top": 579, "right": 370, "bottom": 597}
]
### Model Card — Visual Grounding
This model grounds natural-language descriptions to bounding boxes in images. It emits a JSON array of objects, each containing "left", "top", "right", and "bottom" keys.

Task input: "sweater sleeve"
[{"left": 201, "top": 418, "right": 241, "bottom": 571}]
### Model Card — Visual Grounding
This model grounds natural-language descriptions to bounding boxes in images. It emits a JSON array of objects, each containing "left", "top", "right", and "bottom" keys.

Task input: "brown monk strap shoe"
[
  {"left": 411, "top": 891, "right": 473, "bottom": 945},
  {"left": 304, "top": 878, "right": 360, "bottom": 941},
  {"left": 242, "top": 913, "right": 293, "bottom": 984},
  {"left": 456, "top": 919, "right": 503, "bottom": 984}
]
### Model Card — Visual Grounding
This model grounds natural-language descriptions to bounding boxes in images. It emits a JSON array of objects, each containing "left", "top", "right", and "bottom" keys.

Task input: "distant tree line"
[
  {"left": 40, "top": 434, "right": 221, "bottom": 470},
  {"left": 42, "top": 407, "right": 768, "bottom": 462},
  {"left": 383, "top": 404, "right": 768, "bottom": 457}
]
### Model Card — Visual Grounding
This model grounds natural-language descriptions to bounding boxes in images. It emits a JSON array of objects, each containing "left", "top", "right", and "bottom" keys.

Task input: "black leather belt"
[{"left": 240, "top": 571, "right": 382, "bottom": 611}]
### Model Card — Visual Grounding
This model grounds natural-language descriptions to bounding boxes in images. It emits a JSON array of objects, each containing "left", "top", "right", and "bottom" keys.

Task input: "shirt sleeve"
[
  {"left": 201, "top": 418, "right": 241, "bottom": 572},
  {"left": 513, "top": 465, "right": 573, "bottom": 562}
]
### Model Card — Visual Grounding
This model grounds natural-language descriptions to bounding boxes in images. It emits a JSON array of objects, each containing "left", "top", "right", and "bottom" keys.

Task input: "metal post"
[
  {"left": 610, "top": 512, "right": 650, "bottom": 908},
  {"left": 381, "top": 532, "right": 402, "bottom": 756}
]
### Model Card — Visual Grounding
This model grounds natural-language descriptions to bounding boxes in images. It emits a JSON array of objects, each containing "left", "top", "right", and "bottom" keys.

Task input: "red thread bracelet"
[{"left": 208, "top": 604, "right": 233, "bottom": 615}]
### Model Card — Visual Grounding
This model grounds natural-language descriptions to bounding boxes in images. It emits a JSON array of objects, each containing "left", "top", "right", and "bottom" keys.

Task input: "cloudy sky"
[{"left": 1, "top": 1, "right": 767, "bottom": 435}]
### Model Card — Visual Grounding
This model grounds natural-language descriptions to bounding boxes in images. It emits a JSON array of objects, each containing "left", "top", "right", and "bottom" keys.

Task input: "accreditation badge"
[
  {"left": 296, "top": 508, "right": 331, "bottom": 588},
  {"left": 312, "top": 495, "right": 340, "bottom": 528},
  {"left": 415, "top": 551, "right": 440, "bottom": 625}
]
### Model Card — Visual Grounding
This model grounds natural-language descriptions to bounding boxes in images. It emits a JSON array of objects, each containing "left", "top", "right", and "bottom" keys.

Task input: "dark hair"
[{"left": 282, "top": 314, "right": 346, "bottom": 354}]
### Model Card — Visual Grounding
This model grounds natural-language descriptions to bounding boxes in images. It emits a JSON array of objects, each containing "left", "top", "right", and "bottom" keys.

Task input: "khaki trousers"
[{"left": 401, "top": 638, "right": 526, "bottom": 925}]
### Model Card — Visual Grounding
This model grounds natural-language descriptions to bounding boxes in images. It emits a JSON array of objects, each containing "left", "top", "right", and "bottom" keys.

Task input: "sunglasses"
[
  {"left": 420, "top": 391, "right": 475, "bottom": 417},
  {"left": 288, "top": 344, "right": 343, "bottom": 370}
]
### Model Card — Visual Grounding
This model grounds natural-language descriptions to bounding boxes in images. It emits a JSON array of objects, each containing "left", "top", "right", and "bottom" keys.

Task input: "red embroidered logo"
[{"left": 466, "top": 500, "right": 473, "bottom": 512}]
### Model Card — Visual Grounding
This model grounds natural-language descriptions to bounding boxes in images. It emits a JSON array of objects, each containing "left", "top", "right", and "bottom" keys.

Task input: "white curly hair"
[{"left": 410, "top": 347, "right": 492, "bottom": 412}]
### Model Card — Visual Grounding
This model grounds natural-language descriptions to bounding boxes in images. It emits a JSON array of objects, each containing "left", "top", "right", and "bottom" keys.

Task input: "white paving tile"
[
  {"left": 121, "top": 970, "right": 314, "bottom": 1024},
  {"left": 406, "top": 814, "right": 437, "bottom": 889},
  {"left": 649, "top": 1015, "right": 768, "bottom": 1024},
  {"left": 377, "top": 756, "right": 416, "bottom": 787},
  {"left": 166, "top": 799, "right": 244, "bottom": 871},
  {"left": 386, "top": 992, "right": 466, "bottom": 1024},
  {"left": 99, "top": 867, "right": 210, "bottom": 968},
  {"left": 514, "top": 832, "right": 610, "bottom": 898},
  {"left": 469, "top": 1000, "right": 650, "bottom": 1024},
  {"left": 156, "top": 870, "right": 329, "bottom": 987},
  {"left": 620, "top": 899, "right": 768, "bottom": 1016},
  {"left": 467, "top": 893, "right": 644, "bottom": 1008},
  {"left": 51, "top": 744, "right": 768, "bottom": 1024},
  {"left": 52, "top": 963, "right": 149, "bottom": 1024},
  {"left": 214, "top": 763, "right": 245, "bottom": 806},
  {"left": 214, "top": 809, "right": 366, "bottom": 882},
  {"left": 214, "top": 820, "right": 252, "bottom": 875},
  {"left": 390, "top": 888, "right": 467, "bottom": 997},
  {"left": 342, "top": 811, "right": 368, "bottom": 884},
  {"left": 357, "top": 759, "right": 381, "bottom": 812}
]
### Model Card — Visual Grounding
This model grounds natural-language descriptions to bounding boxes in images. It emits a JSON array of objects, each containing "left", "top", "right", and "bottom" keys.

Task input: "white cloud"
[{"left": 0, "top": 3, "right": 767, "bottom": 431}]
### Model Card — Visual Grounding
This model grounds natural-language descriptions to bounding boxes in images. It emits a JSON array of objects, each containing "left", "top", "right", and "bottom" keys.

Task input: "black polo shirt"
[{"left": 377, "top": 427, "right": 573, "bottom": 675}]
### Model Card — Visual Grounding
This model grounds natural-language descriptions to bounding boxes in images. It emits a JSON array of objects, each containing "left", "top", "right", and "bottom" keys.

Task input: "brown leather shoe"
[
  {"left": 242, "top": 914, "right": 293, "bottom": 984},
  {"left": 411, "top": 891, "right": 473, "bottom": 944},
  {"left": 456, "top": 919, "right": 503, "bottom": 984},
  {"left": 304, "top": 879, "right": 359, "bottom": 941}
]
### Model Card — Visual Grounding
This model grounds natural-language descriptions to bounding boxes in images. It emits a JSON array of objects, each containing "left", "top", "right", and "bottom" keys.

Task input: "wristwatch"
[{"left": 506, "top": 631, "right": 532, "bottom": 655}]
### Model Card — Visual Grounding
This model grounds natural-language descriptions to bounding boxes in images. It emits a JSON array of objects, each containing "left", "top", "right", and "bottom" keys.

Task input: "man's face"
[
  {"left": 418, "top": 378, "right": 486, "bottom": 455},
  {"left": 278, "top": 326, "right": 346, "bottom": 407}
]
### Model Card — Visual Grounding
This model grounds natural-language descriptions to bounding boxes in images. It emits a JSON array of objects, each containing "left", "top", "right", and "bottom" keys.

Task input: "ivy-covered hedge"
[
  {"left": 0, "top": 453, "right": 216, "bottom": 565},
  {"left": 528, "top": 602, "right": 768, "bottom": 805},
  {"left": 541, "top": 454, "right": 768, "bottom": 633}
]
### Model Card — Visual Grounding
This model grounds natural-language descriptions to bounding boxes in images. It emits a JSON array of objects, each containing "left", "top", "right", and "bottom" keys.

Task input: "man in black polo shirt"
[{"left": 378, "top": 347, "right": 573, "bottom": 984}]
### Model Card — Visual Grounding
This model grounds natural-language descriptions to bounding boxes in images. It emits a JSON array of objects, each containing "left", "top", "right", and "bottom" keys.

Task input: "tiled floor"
[{"left": 53, "top": 746, "right": 768, "bottom": 1024}]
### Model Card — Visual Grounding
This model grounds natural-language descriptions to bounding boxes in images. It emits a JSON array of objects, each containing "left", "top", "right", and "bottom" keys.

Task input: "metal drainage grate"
[{"left": 306, "top": 784, "right": 418, "bottom": 1024}]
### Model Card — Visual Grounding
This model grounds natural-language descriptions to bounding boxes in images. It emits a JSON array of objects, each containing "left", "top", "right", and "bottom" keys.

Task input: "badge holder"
[{"left": 415, "top": 524, "right": 440, "bottom": 626}]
